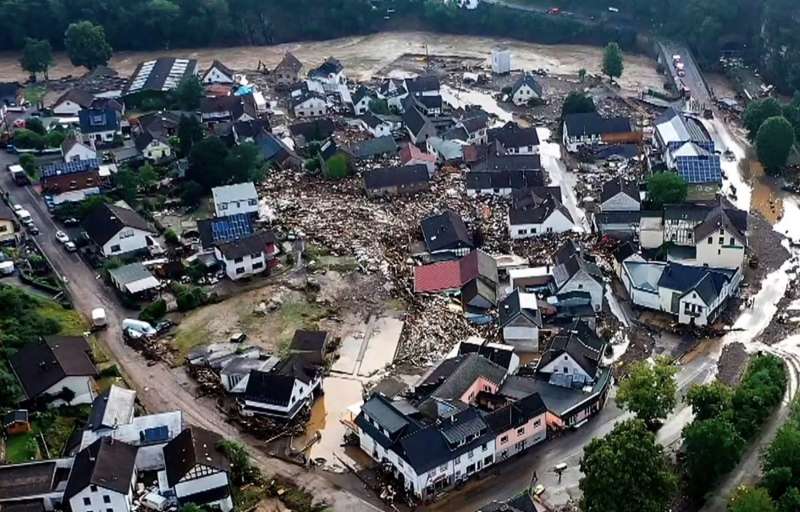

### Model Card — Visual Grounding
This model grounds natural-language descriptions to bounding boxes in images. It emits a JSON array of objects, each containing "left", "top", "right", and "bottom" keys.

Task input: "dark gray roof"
[
  {"left": 466, "top": 170, "right": 544, "bottom": 191},
  {"left": 418, "top": 353, "right": 507, "bottom": 402},
  {"left": 54, "top": 88, "right": 94, "bottom": 109},
  {"left": 361, "top": 394, "right": 413, "bottom": 436},
  {"left": 511, "top": 73, "right": 543, "bottom": 97},
  {"left": 2, "top": 409, "right": 28, "bottom": 427},
  {"left": 501, "top": 369, "right": 611, "bottom": 416},
  {"left": 600, "top": 178, "right": 639, "bottom": 203},
  {"left": 457, "top": 340, "right": 515, "bottom": 371},
  {"left": 216, "top": 230, "right": 276, "bottom": 260},
  {"left": 420, "top": 210, "right": 474, "bottom": 253},
  {"left": 483, "top": 393, "right": 546, "bottom": 434},
  {"left": 405, "top": 74, "right": 440, "bottom": 95},
  {"left": 290, "top": 118, "right": 335, "bottom": 141},
  {"left": 498, "top": 290, "right": 542, "bottom": 328},
  {"left": 203, "top": 59, "right": 235, "bottom": 80},
  {"left": 363, "top": 164, "right": 430, "bottom": 190},
  {"left": 657, "top": 263, "right": 733, "bottom": 296},
  {"left": 403, "top": 106, "right": 428, "bottom": 137},
  {"left": 564, "top": 112, "right": 632, "bottom": 137},
  {"left": 440, "top": 409, "right": 487, "bottom": 444},
  {"left": 595, "top": 211, "right": 641, "bottom": 226},
  {"left": 472, "top": 153, "right": 541, "bottom": 172},
  {"left": 353, "top": 85, "right": 374, "bottom": 105},
  {"left": 292, "top": 90, "right": 326, "bottom": 108},
  {"left": 274, "top": 52, "right": 303, "bottom": 74},
  {"left": 10, "top": 336, "right": 97, "bottom": 400},
  {"left": 124, "top": 58, "right": 198, "bottom": 95},
  {"left": 309, "top": 57, "right": 343, "bottom": 77},
  {"left": 346, "top": 135, "right": 399, "bottom": 159},
  {"left": 693, "top": 201, "right": 748, "bottom": 245},
  {"left": 64, "top": 437, "right": 138, "bottom": 499},
  {"left": 508, "top": 194, "right": 572, "bottom": 225},
  {"left": 82, "top": 204, "right": 154, "bottom": 246},
  {"left": 488, "top": 121, "right": 540, "bottom": 148},
  {"left": 536, "top": 320, "right": 605, "bottom": 378},
  {"left": 163, "top": 427, "right": 229, "bottom": 487}
]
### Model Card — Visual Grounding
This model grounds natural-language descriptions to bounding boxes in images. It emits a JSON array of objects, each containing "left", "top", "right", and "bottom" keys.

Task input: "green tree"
[
  {"left": 0, "top": 366, "right": 21, "bottom": 408},
  {"left": 647, "top": 172, "right": 688, "bottom": 208},
  {"left": 602, "top": 42, "right": 624, "bottom": 82},
  {"left": 732, "top": 355, "right": 786, "bottom": 439},
  {"left": 763, "top": 424, "right": 800, "bottom": 498},
  {"left": 743, "top": 98, "right": 783, "bottom": 140},
  {"left": 728, "top": 486, "right": 776, "bottom": 512},
  {"left": 19, "top": 38, "right": 53, "bottom": 80},
  {"left": 137, "top": 164, "right": 159, "bottom": 191},
  {"left": 323, "top": 154, "right": 349, "bottom": 180},
  {"left": 218, "top": 439, "right": 259, "bottom": 485},
  {"left": 14, "top": 129, "right": 45, "bottom": 150},
  {"left": 177, "top": 115, "right": 204, "bottom": 156},
  {"left": 187, "top": 137, "right": 230, "bottom": 190},
  {"left": 778, "top": 487, "right": 800, "bottom": 512},
  {"left": 687, "top": 381, "right": 733, "bottom": 421},
  {"left": 561, "top": 91, "right": 596, "bottom": 121},
  {"left": 114, "top": 169, "right": 141, "bottom": 204},
  {"left": 173, "top": 76, "right": 203, "bottom": 111},
  {"left": 179, "top": 180, "right": 205, "bottom": 207},
  {"left": 225, "top": 142, "right": 263, "bottom": 183},
  {"left": 757, "top": 116, "right": 795, "bottom": 173},
  {"left": 580, "top": 419, "right": 676, "bottom": 512},
  {"left": 64, "top": 21, "right": 113, "bottom": 70},
  {"left": 139, "top": 299, "right": 167, "bottom": 324},
  {"left": 682, "top": 417, "right": 745, "bottom": 497},
  {"left": 616, "top": 356, "right": 677, "bottom": 428},
  {"left": 369, "top": 98, "right": 390, "bottom": 115},
  {"left": 25, "top": 117, "right": 45, "bottom": 135},
  {"left": 19, "top": 154, "right": 37, "bottom": 177},
  {"left": 46, "top": 131, "right": 65, "bottom": 148}
]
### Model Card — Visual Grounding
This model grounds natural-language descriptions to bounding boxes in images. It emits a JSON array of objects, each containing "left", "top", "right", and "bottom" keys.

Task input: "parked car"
[
  {"left": 62, "top": 217, "right": 79, "bottom": 226},
  {"left": 27, "top": 224, "right": 39, "bottom": 235},
  {"left": 55, "top": 231, "right": 70, "bottom": 244},
  {"left": 16, "top": 209, "right": 33, "bottom": 226},
  {"left": 91, "top": 308, "right": 108, "bottom": 330},
  {"left": 64, "top": 241, "right": 77, "bottom": 252}
]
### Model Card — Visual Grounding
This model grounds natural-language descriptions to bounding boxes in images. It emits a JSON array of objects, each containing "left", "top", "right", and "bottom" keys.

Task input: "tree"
[
  {"left": 179, "top": 180, "right": 205, "bottom": 207},
  {"left": 217, "top": 439, "right": 259, "bottom": 485},
  {"left": 173, "top": 76, "right": 203, "bottom": 111},
  {"left": 19, "top": 38, "right": 53, "bottom": 80},
  {"left": 616, "top": 356, "right": 677, "bottom": 428},
  {"left": 19, "top": 154, "right": 37, "bottom": 178},
  {"left": 137, "top": 164, "right": 159, "bottom": 191},
  {"left": 687, "top": 381, "right": 733, "bottom": 421},
  {"left": 728, "top": 487, "right": 776, "bottom": 512},
  {"left": 743, "top": 98, "right": 783, "bottom": 140},
  {"left": 369, "top": 98, "right": 390, "bottom": 115},
  {"left": 114, "top": 169, "right": 141, "bottom": 205},
  {"left": 323, "top": 154, "right": 349, "bottom": 180},
  {"left": 46, "top": 131, "right": 65, "bottom": 148},
  {"left": 64, "top": 21, "right": 113, "bottom": 70},
  {"left": 647, "top": 172, "right": 687, "bottom": 208},
  {"left": 682, "top": 417, "right": 745, "bottom": 497},
  {"left": 177, "top": 115, "right": 204, "bottom": 156},
  {"left": 602, "top": 42, "right": 624, "bottom": 82},
  {"left": 778, "top": 487, "right": 800, "bottom": 512},
  {"left": 59, "top": 386, "right": 76, "bottom": 404},
  {"left": 0, "top": 366, "right": 21, "bottom": 408},
  {"left": 139, "top": 299, "right": 167, "bottom": 324},
  {"left": 225, "top": 142, "right": 263, "bottom": 183},
  {"left": 561, "top": 91, "right": 596, "bottom": 121},
  {"left": 757, "top": 116, "right": 795, "bottom": 173},
  {"left": 580, "top": 419, "right": 676, "bottom": 512},
  {"left": 763, "top": 424, "right": 800, "bottom": 498},
  {"left": 187, "top": 137, "right": 230, "bottom": 190},
  {"left": 14, "top": 129, "right": 45, "bottom": 150}
]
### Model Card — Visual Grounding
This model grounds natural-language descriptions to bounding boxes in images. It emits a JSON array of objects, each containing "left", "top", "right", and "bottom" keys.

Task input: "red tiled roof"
[
  {"left": 414, "top": 251, "right": 479, "bottom": 293},
  {"left": 400, "top": 143, "right": 436, "bottom": 165}
]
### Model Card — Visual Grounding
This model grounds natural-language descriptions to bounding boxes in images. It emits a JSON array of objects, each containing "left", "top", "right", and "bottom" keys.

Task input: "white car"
[
  {"left": 64, "top": 241, "right": 77, "bottom": 252},
  {"left": 12, "top": 204, "right": 22, "bottom": 213},
  {"left": 55, "top": 231, "right": 70, "bottom": 244}
]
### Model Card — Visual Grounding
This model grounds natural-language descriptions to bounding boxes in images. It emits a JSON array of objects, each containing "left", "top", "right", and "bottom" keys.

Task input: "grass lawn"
[
  {"left": 173, "top": 324, "right": 210, "bottom": 361},
  {"left": 33, "top": 404, "right": 91, "bottom": 457},
  {"left": 37, "top": 300, "right": 88, "bottom": 336},
  {"left": 270, "top": 300, "right": 329, "bottom": 354},
  {"left": 3, "top": 432, "right": 40, "bottom": 463}
]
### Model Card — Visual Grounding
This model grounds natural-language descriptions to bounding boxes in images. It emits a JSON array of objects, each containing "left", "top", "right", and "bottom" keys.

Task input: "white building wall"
[
  {"left": 102, "top": 227, "right": 152, "bottom": 257},
  {"left": 175, "top": 471, "right": 229, "bottom": 498},
  {"left": 601, "top": 193, "right": 640, "bottom": 212},
  {"left": 509, "top": 211, "right": 574, "bottom": 239},
  {"left": 43, "top": 376, "right": 95, "bottom": 407},
  {"left": 69, "top": 484, "right": 132, "bottom": 512},
  {"left": 560, "top": 271, "right": 604, "bottom": 312},
  {"left": 214, "top": 195, "right": 259, "bottom": 217},
  {"left": 540, "top": 353, "right": 592, "bottom": 384},
  {"left": 491, "top": 50, "right": 512, "bottom": 74},
  {"left": 695, "top": 228, "right": 745, "bottom": 270},
  {"left": 142, "top": 141, "right": 172, "bottom": 161},
  {"left": 502, "top": 325, "right": 539, "bottom": 352},
  {"left": 217, "top": 250, "right": 267, "bottom": 281},
  {"left": 505, "top": 144, "right": 539, "bottom": 155},
  {"left": 63, "top": 144, "right": 97, "bottom": 162},
  {"left": 512, "top": 85, "right": 538, "bottom": 106},
  {"left": 678, "top": 292, "right": 710, "bottom": 326},
  {"left": 202, "top": 68, "right": 234, "bottom": 84},
  {"left": 54, "top": 100, "right": 83, "bottom": 117},
  {"left": 294, "top": 98, "right": 328, "bottom": 118},
  {"left": 640, "top": 217, "right": 665, "bottom": 249}
]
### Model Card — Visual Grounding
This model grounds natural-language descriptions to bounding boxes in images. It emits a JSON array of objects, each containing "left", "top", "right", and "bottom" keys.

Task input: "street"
[{"left": 0, "top": 150, "right": 385, "bottom": 512}]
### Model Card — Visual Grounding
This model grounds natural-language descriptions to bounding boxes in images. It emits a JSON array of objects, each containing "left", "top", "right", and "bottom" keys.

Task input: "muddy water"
[{"left": 441, "top": 84, "right": 513, "bottom": 124}]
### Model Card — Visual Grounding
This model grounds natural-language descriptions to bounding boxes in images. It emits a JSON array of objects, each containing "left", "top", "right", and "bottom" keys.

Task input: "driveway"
[{"left": 0, "top": 150, "right": 384, "bottom": 512}]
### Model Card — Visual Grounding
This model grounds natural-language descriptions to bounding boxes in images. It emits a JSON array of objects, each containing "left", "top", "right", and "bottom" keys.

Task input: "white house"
[
  {"left": 161, "top": 427, "right": 233, "bottom": 512},
  {"left": 487, "top": 122, "right": 540, "bottom": 155},
  {"left": 491, "top": 47, "right": 512, "bottom": 74},
  {"left": 352, "top": 86, "right": 374, "bottom": 116},
  {"left": 308, "top": 57, "right": 346, "bottom": 93},
  {"left": 562, "top": 112, "right": 634, "bottom": 153},
  {"left": 552, "top": 241, "right": 605, "bottom": 312},
  {"left": 82, "top": 203, "right": 156, "bottom": 257},
  {"left": 212, "top": 182, "right": 259, "bottom": 217},
  {"left": 214, "top": 231, "right": 278, "bottom": 280},
  {"left": 535, "top": 320, "right": 605, "bottom": 387},
  {"left": 510, "top": 73, "right": 543, "bottom": 106},
  {"left": 134, "top": 132, "right": 172, "bottom": 161},
  {"left": 498, "top": 290, "right": 542, "bottom": 352},
  {"left": 65, "top": 438, "right": 138, "bottom": 512},
  {"left": 78, "top": 108, "right": 121, "bottom": 145},
  {"left": 201, "top": 60, "right": 236, "bottom": 84},
  {"left": 663, "top": 201, "right": 748, "bottom": 270},
  {"left": 9, "top": 335, "right": 98, "bottom": 407},
  {"left": 359, "top": 112, "right": 393, "bottom": 137},
  {"left": 292, "top": 92, "right": 328, "bottom": 118},
  {"left": 600, "top": 178, "right": 640, "bottom": 212},
  {"left": 508, "top": 195, "right": 574, "bottom": 239},
  {"left": 61, "top": 137, "right": 97, "bottom": 162},
  {"left": 52, "top": 88, "right": 94, "bottom": 117},
  {"left": 242, "top": 355, "right": 322, "bottom": 419}
]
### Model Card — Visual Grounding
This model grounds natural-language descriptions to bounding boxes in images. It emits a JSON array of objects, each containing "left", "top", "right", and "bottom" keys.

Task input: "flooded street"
[{"left": 537, "top": 128, "right": 589, "bottom": 231}]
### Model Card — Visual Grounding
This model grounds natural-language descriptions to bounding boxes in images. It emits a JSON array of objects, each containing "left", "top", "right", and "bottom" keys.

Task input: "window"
[
  {"left": 563, "top": 366, "right": 569, "bottom": 373},
  {"left": 532, "top": 227, "right": 537, "bottom": 234},
  {"left": 516, "top": 427, "right": 525, "bottom": 435},
  {"left": 103, "top": 496, "right": 111, "bottom": 504},
  {"left": 0, "top": 225, "right": 7, "bottom": 233},
  {"left": 220, "top": 203, "right": 228, "bottom": 210},
  {"left": 236, "top": 267, "right": 245, "bottom": 275},
  {"left": 518, "top": 229, "right": 527, "bottom": 235},
  {"left": 107, "top": 509, "right": 113, "bottom": 512},
  {"left": 500, "top": 435, "right": 509, "bottom": 443},
  {"left": 718, "top": 237, "right": 724, "bottom": 244},
  {"left": 110, "top": 245, "right": 121, "bottom": 253},
  {"left": 252, "top": 261, "right": 264, "bottom": 270},
  {"left": 234, "top": 257, "right": 244, "bottom": 263},
  {"left": 484, "top": 455, "right": 493, "bottom": 466},
  {"left": 546, "top": 227, "right": 553, "bottom": 233},
  {"left": 250, "top": 252, "right": 261, "bottom": 259},
  {"left": 468, "top": 449, "right": 474, "bottom": 459},
  {"left": 454, "top": 455, "right": 461, "bottom": 464},
  {"left": 482, "top": 443, "right": 488, "bottom": 451},
  {"left": 119, "top": 230, "right": 134, "bottom": 239},
  {"left": 248, "top": 198, "right": 258, "bottom": 206},
  {"left": 730, "top": 237, "right": 735, "bottom": 245},
  {"left": 708, "top": 237, "right": 713, "bottom": 244},
  {"left": 84, "top": 498, "right": 92, "bottom": 506}
]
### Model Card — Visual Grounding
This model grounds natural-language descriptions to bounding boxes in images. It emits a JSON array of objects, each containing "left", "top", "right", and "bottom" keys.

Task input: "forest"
[{"left": 0, "top": 0, "right": 799, "bottom": 94}]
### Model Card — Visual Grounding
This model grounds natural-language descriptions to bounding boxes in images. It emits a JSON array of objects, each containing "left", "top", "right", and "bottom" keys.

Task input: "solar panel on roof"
[
  {"left": 41, "top": 158, "right": 100, "bottom": 178},
  {"left": 210, "top": 213, "right": 254, "bottom": 243},
  {"left": 674, "top": 156, "right": 721, "bottom": 184},
  {"left": 141, "top": 425, "right": 169, "bottom": 443}
]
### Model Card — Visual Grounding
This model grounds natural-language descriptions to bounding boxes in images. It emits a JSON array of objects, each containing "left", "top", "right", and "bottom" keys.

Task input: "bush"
[
  {"left": 179, "top": 180, "right": 205, "bottom": 207},
  {"left": 164, "top": 229, "right": 179, "bottom": 245},
  {"left": 14, "top": 129, "right": 45, "bottom": 149},
  {"left": 732, "top": 355, "right": 786, "bottom": 440},
  {"left": 139, "top": 299, "right": 167, "bottom": 324},
  {"left": 173, "top": 284, "right": 207, "bottom": 312},
  {"left": 45, "top": 130, "right": 65, "bottom": 148},
  {"left": 323, "top": 154, "right": 349, "bottom": 180}
]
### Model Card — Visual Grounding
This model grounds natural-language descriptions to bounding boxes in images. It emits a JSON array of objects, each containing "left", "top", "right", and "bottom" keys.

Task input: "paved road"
[
  {"left": 0, "top": 151, "right": 384, "bottom": 512},
  {"left": 657, "top": 41, "right": 713, "bottom": 112}
]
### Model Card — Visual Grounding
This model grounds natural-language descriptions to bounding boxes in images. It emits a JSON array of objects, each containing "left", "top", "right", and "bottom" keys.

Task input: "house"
[
  {"left": 510, "top": 73, "right": 543, "bottom": 106},
  {"left": 404, "top": 106, "right": 438, "bottom": 143},
  {"left": 0, "top": 201, "right": 17, "bottom": 245},
  {"left": 10, "top": 336, "right": 98, "bottom": 407},
  {"left": 123, "top": 58, "right": 199, "bottom": 96},
  {"left": 232, "top": 119, "right": 270, "bottom": 144},
  {"left": 134, "top": 111, "right": 183, "bottom": 140},
  {"left": 82, "top": 386, "right": 182, "bottom": 471},
  {"left": 0, "top": 458, "right": 74, "bottom": 511},
  {"left": 82, "top": 203, "right": 157, "bottom": 257},
  {"left": 488, "top": 122, "right": 540, "bottom": 155},
  {"left": 352, "top": 86, "right": 375, "bottom": 115},
  {"left": 663, "top": 200, "right": 748, "bottom": 269},
  {"left": 466, "top": 153, "right": 543, "bottom": 197},
  {"left": 346, "top": 135, "right": 399, "bottom": 161},
  {"left": 289, "top": 118, "right": 335, "bottom": 147},
  {"left": 52, "top": 88, "right": 94, "bottom": 117},
  {"left": 273, "top": 52, "right": 303, "bottom": 87},
  {"left": 364, "top": 164, "right": 431, "bottom": 198},
  {"left": 78, "top": 108, "right": 121, "bottom": 146},
  {"left": 200, "top": 95, "right": 258, "bottom": 124},
  {"left": 536, "top": 320, "right": 605, "bottom": 387},
  {"left": 405, "top": 74, "right": 441, "bottom": 98},
  {"left": 484, "top": 393, "right": 547, "bottom": 462},
  {"left": 134, "top": 131, "right": 172, "bottom": 161},
  {"left": 461, "top": 277, "right": 497, "bottom": 314},
  {"left": 420, "top": 210, "right": 475, "bottom": 258},
  {"left": 377, "top": 78, "right": 409, "bottom": 111},
  {"left": 358, "top": 111, "right": 393, "bottom": 137},
  {"left": 40, "top": 158, "right": 109, "bottom": 205},
  {"left": 400, "top": 143, "right": 437, "bottom": 175},
  {"left": 198, "top": 213, "right": 255, "bottom": 250},
  {"left": 414, "top": 250, "right": 496, "bottom": 294},
  {"left": 243, "top": 355, "right": 322, "bottom": 419},
  {"left": 214, "top": 230, "right": 278, "bottom": 280},
  {"left": 479, "top": 492, "right": 544, "bottom": 512},
  {"left": 654, "top": 111, "right": 722, "bottom": 195},
  {"left": 508, "top": 189, "right": 574, "bottom": 239},
  {"left": 201, "top": 60, "right": 235, "bottom": 84},
  {"left": 595, "top": 178, "right": 641, "bottom": 238},
  {"left": 255, "top": 132, "right": 303, "bottom": 169},
  {"left": 289, "top": 330, "right": 329, "bottom": 366},
  {"left": 108, "top": 262, "right": 161, "bottom": 297},
  {"left": 454, "top": 338, "right": 518, "bottom": 373},
  {"left": 61, "top": 136, "right": 97, "bottom": 162},
  {"left": 455, "top": 110, "right": 490, "bottom": 145},
  {"left": 414, "top": 353, "right": 509, "bottom": 405},
  {"left": 498, "top": 290, "right": 542, "bottom": 352},
  {"left": 0, "top": 81, "right": 20, "bottom": 114},
  {"left": 427, "top": 136, "right": 464, "bottom": 164},
  {"left": 552, "top": 241, "right": 605, "bottom": 312},
  {"left": 654, "top": 108, "right": 712, "bottom": 156},
  {"left": 161, "top": 427, "right": 233, "bottom": 512},
  {"left": 292, "top": 91, "right": 328, "bottom": 118},
  {"left": 65, "top": 438, "right": 138, "bottom": 512},
  {"left": 3, "top": 410, "right": 31, "bottom": 435},
  {"left": 308, "top": 57, "right": 346, "bottom": 92},
  {"left": 212, "top": 182, "right": 259, "bottom": 217},
  {"left": 404, "top": 94, "right": 444, "bottom": 117},
  {"left": 562, "top": 112, "right": 637, "bottom": 152},
  {"left": 220, "top": 356, "right": 279, "bottom": 393},
  {"left": 491, "top": 47, "right": 512, "bottom": 75}
]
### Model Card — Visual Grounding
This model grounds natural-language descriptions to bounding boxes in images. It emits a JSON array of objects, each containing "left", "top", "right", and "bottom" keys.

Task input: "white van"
[
  {"left": 91, "top": 308, "right": 107, "bottom": 329},
  {"left": 0, "top": 261, "right": 14, "bottom": 275},
  {"left": 16, "top": 209, "right": 33, "bottom": 226},
  {"left": 122, "top": 318, "right": 157, "bottom": 336}
]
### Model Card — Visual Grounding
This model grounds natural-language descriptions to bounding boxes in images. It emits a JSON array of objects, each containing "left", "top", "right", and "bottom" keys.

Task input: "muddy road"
[{"left": 0, "top": 31, "right": 663, "bottom": 94}]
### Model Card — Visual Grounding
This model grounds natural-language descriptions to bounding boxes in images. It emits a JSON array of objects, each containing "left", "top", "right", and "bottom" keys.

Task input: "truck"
[
  {"left": 7, "top": 164, "right": 29, "bottom": 185},
  {"left": 91, "top": 308, "right": 108, "bottom": 330}
]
